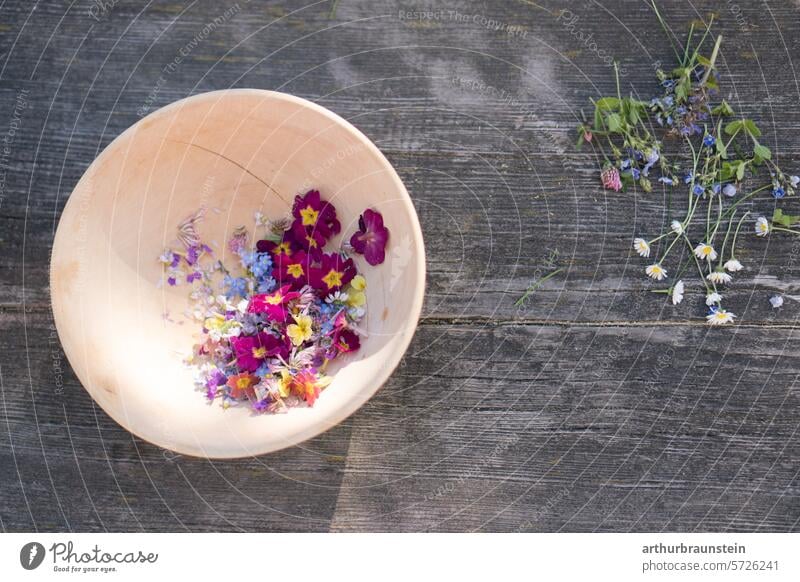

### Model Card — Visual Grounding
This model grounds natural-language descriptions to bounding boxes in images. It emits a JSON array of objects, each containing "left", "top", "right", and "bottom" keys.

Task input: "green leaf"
[
  {"left": 627, "top": 103, "right": 641, "bottom": 125},
  {"left": 724, "top": 120, "right": 743, "bottom": 135},
  {"left": 711, "top": 100, "right": 734, "bottom": 116},
  {"left": 720, "top": 161, "right": 736, "bottom": 181},
  {"left": 675, "top": 80, "right": 688, "bottom": 101},
  {"left": 773, "top": 208, "right": 800, "bottom": 227},
  {"left": 753, "top": 142, "right": 772, "bottom": 160},
  {"left": 716, "top": 138, "right": 728, "bottom": 158},
  {"left": 743, "top": 119, "right": 761, "bottom": 138},
  {"left": 606, "top": 113, "right": 623, "bottom": 132},
  {"left": 736, "top": 161, "right": 746, "bottom": 181},
  {"left": 595, "top": 97, "right": 621, "bottom": 111}
]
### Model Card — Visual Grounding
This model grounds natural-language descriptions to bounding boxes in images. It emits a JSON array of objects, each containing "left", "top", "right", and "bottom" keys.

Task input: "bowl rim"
[{"left": 50, "top": 88, "right": 426, "bottom": 458}]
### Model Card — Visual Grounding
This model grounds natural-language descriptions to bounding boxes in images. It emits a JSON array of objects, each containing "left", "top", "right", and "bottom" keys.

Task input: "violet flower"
[{"left": 349, "top": 209, "right": 389, "bottom": 266}]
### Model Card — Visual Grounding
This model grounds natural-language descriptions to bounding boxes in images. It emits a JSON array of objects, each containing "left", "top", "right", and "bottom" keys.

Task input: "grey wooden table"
[{"left": 2, "top": 0, "right": 799, "bottom": 532}]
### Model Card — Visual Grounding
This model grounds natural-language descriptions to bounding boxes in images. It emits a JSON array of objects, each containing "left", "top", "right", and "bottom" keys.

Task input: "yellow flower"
[
  {"left": 277, "top": 369, "right": 292, "bottom": 398},
  {"left": 287, "top": 314, "right": 313, "bottom": 346},
  {"left": 347, "top": 290, "right": 366, "bottom": 308},
  {"left": 203, "top": 314, "right": 240, "bottom": 337},
  {"left": 350, "top": 275, "right": 367, "bottom": 291}
]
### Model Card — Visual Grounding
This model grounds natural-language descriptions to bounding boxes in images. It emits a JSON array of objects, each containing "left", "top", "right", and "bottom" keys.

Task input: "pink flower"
[
  {"left": 230, "top": 332, "right": 289, "bottom": 372},
  {"left": 349, "top": 209, "right": 389, "bottom": 266},
  {"left": 247, "top": 285, "right": 301, "bottom": 322},
  {"left": 601, "top": 166, "right": 622, "bottom": 191}
]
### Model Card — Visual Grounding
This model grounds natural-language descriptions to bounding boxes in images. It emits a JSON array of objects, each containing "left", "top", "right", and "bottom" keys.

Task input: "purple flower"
[
  {"left": 773, "top": 186, "right": 786, "bottom": 199},
  {"left": 186, "top": 271, "right": 202, "bottom": 283},
  {"left": 693, "top": 184, "right": 705, "bottom": 196},
  {"left": 722, "top": 184, "right": 737, "bottom": 197},
  {"left": 703, "top": 134, "right": 716, "bottom": 147},
  {"left": 350, "top": 209, "right": 390, "bottom": 266},
  {"left": 206, "top": 369, "right": 227, "bottom": 399}
]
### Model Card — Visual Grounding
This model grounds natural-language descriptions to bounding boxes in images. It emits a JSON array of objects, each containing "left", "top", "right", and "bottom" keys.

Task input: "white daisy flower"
[
  {"left": 724, "top": 258, "right": 743, "bottom": 272},
  {"left": 705, "top": 292, "right": 722, "bottom": 306},
  {"left": 325, "top": 291, "right": 349, "bottom": 304},
  {"left": 693, "top": 242, "right": 718, "bottom": 261},
  {"left": 770, "top": 295, "right": 784, "bottom": 308},
  {"left": 645, "top": 263, "right": 667, "bottom": 281},
  {"left": 706, "top": 309, "right": 736, "bottom": 325},
  {"left": 707, "top": 270, "right": 733, "bottom": 285},
  {"left": 671, "top": 280, "right": 684, "bottom": 305},
  {"left": 755, "top": 216, "right": 770, "bottom": 237},
  {"left": 633, "top": 238, "right": 651, "bottom": 258},
  {"left": 670, "top": 220, "right": 684, "bottom": 235}
]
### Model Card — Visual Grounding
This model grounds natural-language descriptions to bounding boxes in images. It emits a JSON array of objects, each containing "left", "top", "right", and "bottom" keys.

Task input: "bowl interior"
[{"left": 50, "top": 89, "right": 425, "bottom": 457}]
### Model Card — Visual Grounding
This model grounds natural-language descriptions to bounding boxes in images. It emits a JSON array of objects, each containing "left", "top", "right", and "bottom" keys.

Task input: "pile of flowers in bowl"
[{"left": 158, "top": 189, "right": 389, "bottom": 413}]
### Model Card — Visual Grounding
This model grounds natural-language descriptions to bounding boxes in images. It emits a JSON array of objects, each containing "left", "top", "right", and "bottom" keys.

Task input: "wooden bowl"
[{"left": 50, "top": 89, "right": 425, "bottom": 458}]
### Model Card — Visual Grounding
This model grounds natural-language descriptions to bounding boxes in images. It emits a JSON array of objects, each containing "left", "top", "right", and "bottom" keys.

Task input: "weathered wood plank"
[{"left": 2, "top": 311, "right": 799, "bottom": 531}]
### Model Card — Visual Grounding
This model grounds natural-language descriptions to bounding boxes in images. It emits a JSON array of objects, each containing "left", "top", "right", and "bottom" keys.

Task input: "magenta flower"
[
  {"left": 290, "top": 190, "right": 340, "bottom": 259},
  {"left": 349, "top": 209, "right": 389, "bottom": 266},
  {"left": 247, "top": 285, "right": 300, "bottom": 322},
  {"left": 333, "top": 328, "right": 360, "bottom": 354},
  {"left": 601, "top": 166, "right": 622, "bottom": 191},
  {"left": 309, "top": 253, "right": 356, "bottom": 294},
  {"left": 231, "top": 332, "right": 289, "bottom": 372},
  {"left": 292, "top": 190, "right": 340, "bottom": 238}
]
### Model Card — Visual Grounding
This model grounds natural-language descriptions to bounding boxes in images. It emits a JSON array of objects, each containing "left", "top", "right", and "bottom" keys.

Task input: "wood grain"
[{"left": 1, "top": 0, "right": 799, "bottom": 531}]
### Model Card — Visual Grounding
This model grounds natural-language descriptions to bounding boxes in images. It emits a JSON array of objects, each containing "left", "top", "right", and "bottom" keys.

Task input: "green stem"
[
  {"left": 650, "top": 0, "right": 682, "bottom": 62},
  {"left": 683, "top": 234, "right": 711, "bottom": 293},
  {"left": 728, "top": 211, "right": 750, "bottom": 260},
  {"left": 515, "top": 268, "right": 565, "bottom": 307}
]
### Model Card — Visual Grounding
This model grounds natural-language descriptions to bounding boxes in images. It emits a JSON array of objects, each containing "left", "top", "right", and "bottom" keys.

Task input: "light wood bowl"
[{"left": 50, "top": 89, "right": 425, "bottom": 458}]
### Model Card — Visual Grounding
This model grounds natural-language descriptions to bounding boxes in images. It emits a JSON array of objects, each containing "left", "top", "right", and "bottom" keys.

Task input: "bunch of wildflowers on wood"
[{"left": 579, "top": 3, "right": 798, "bottom": 325}]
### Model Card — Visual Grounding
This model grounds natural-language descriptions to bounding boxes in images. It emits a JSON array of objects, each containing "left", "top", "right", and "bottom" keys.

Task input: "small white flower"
[
  {"left": 770, "top": 295, "right": 784, "bottom": 309},
  {"left": 791, "top": 175, "right": 800, "bottom": 188},
  {"left": 633, "top": 238, "right": 651, "bottom": 258},
  {"left": 693, "top": 243, "right": 718, "bottom": 261},
  {"left": 645, "top": 263, "right": 667, "bottom": 281},
  {"left": 706, "top": 292, "right": 722, "bottom": 306},
  {"left": 672, "top": 280, "right": 684, "bottom": 305},
  {"left": 724, "top": 258, "right": 743, "bottom": 272},
  {"left": 158, "top": 249, "right": 175, "bottom": 265},
  {"left": 670, "top": 220, "right": 684, "bottom": 235},
  {"left": 707, "top": 270, "right": 733, "bottom": 285},
  {"left": 325, "top": 291, "right": 349, "bottom": 304},
  {"left": 755, "top": 216, "right": 770, "bottom": 237},
  {"left": 706, "top": 309, "right": 736, "bottom": 325}
]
